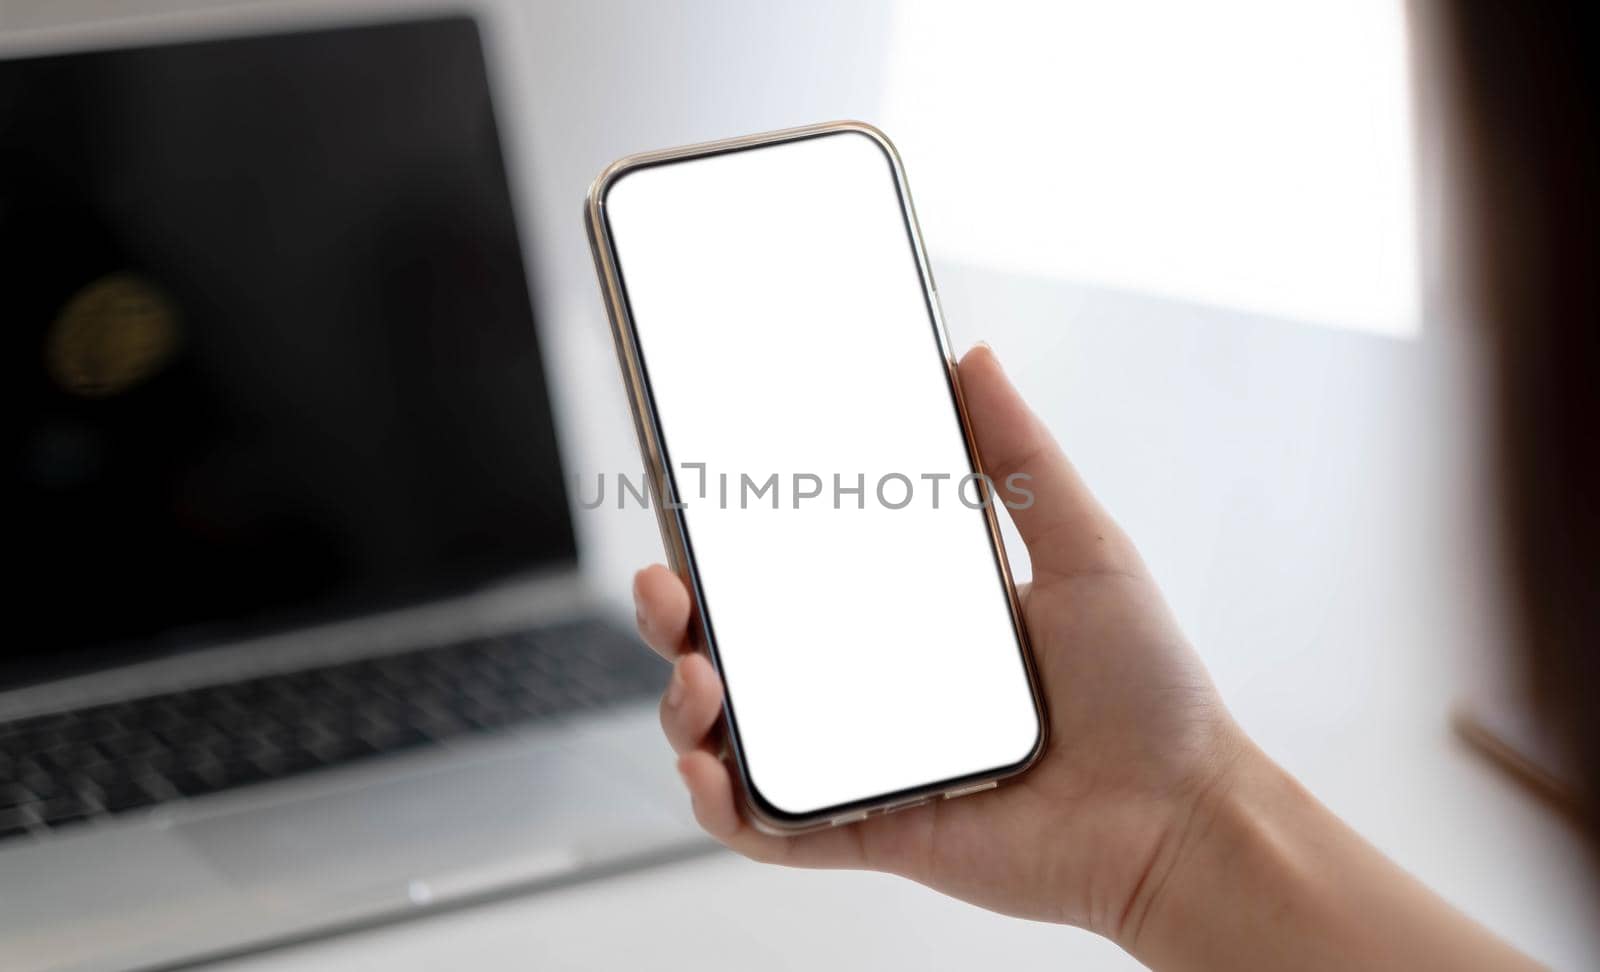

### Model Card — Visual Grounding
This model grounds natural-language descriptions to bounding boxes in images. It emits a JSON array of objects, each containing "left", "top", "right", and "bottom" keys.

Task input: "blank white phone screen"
[{"left": 603, "top": 130, "right": 1040, "bottom": 817}]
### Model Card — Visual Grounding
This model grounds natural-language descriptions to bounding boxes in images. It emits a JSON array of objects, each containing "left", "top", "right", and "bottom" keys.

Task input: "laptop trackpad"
[{"left": 179, "top": 739, "right": 686, "bottom": 909}]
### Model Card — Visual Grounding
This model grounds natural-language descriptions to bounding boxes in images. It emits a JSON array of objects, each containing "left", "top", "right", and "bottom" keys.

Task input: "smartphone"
[{"left": 585, "top": 121, "right": 1046, "bottom": 833}]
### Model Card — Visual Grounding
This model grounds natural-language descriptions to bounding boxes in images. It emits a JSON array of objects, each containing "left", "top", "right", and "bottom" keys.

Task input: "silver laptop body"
[{"left": 0, "top": 10, "right": 700, "bottom": 970}]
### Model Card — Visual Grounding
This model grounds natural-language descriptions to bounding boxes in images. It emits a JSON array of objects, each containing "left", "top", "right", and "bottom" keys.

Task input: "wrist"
[
  {"left": 1110, "top": 730, "right": 1282, "bottom": 963},
  {"left": 1112, "top": 737, "right": 1539, "bottom": 972}
]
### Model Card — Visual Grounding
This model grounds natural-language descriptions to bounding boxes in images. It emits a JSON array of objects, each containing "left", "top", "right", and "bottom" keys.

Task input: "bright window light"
[{"left": 882, "top": 0, "right": 1419, "bottom": 337}]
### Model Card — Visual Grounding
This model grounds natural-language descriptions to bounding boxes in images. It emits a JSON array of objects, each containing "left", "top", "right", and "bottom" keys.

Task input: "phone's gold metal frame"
[{"left": 584, "top": 120, "right": 1047, "bottom": 834}]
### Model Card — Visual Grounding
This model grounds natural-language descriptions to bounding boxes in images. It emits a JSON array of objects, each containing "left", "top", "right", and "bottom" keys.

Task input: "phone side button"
[
  {"left": 943, "top": 781, "right": 998, "bottom": 800},
  {"left": 882, "top": 796, "right": 930, "bottom": 816},
  {"left": 830, "top": 810, "right": 870, "bottom": 827}
]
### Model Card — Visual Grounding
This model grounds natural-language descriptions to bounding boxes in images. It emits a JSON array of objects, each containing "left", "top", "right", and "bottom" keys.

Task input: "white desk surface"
[{"left": 219, "top": 264, "right": 1600, "bottom": 971}]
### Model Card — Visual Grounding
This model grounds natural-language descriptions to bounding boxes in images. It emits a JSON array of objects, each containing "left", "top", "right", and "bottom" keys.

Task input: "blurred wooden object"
[{"left": 1454, "top": 696, "right": 1584, "bottom": 819}]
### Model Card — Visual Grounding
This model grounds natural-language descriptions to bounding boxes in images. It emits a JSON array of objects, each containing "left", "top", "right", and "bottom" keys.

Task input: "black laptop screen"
[{"left": 1, "top": 18, "right": 576, "bottom": 683}]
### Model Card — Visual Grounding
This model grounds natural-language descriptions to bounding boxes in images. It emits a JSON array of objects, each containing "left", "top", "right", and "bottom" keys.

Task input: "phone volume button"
[
  {"left": 943, "top": 780, "right": 997, "bottom": 800},
  {"left": 883, "top": 796, "right": 930, "bottom": 815}
]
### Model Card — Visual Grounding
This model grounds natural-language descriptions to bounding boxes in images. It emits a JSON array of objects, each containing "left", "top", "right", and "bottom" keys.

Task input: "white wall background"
[{"left": 881, "top": 0, "right": 1419, "bottom": 337}]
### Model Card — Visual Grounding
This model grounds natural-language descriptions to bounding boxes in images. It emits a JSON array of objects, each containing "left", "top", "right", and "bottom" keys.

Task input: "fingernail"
[
  {"left": 974, "top": 340, "right": 1004, "bottom": 373},
  {"left": 665, "top": 665, "right": 686, "bottom": 708}
]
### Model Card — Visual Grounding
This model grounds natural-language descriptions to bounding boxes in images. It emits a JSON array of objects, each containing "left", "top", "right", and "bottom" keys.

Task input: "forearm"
[{"left": 1120, "top": 742, "right": 1540, "bottom": 972}]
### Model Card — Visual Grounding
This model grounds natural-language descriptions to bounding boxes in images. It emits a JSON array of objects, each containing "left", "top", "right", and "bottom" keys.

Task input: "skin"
[{"left": 633, "top": 344, "right": 1542, "bottom": 970}]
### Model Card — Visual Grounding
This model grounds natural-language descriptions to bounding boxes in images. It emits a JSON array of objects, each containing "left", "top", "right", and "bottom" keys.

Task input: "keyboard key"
[
  {"left": 309, "top": 737, "right": 375, "bottom": 764},
  {"left": 458, "top": 702, "right": 519, "bottom": 731},
  {"left": 253, "top": 749, "right": 322, "bottom": 777},
  {"left": 215, "top": 760, "right": 274, "bottom": 788},
  {"left": 1, "top": 727, "right": 61, "bottom": 757},
  {"left": 364, "top": 726, "right": 430, "bottom": 753},
  {"left": 109, "top": 753, "right": 175, "bottom": 782},
  {"left": 33, "top": 795, "right": 93, "bottom": 826},
  {"left": 16, "top": 769, "right": 58, "bottom": 801},
  {"left": 161, "top": 769, "right": 221, "bottom": 798},
  {"left": 0, "top": 806, "right": 33, "bottom": 836},
  {"left": 98, "top": 781, "right": 160, "bottom": 814},
  {"left": 0, "top": 783, "right": 35, "bottom": 808},
  {"left": 102, "top": 733, "right": 164, "bottom": 759},
  {"left": 37, "top": 742, "right": 108, "bottom": 772}
]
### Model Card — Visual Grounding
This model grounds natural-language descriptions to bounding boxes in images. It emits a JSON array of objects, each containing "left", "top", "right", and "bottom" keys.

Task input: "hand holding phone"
[{"left": 635, "top": 342, "right": 1244, "bottom": 931}]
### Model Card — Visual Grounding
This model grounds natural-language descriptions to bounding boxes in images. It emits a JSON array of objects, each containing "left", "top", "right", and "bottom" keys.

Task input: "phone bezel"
[{"left": 584, "top": 121, "right": 1047, "bottom": 834}]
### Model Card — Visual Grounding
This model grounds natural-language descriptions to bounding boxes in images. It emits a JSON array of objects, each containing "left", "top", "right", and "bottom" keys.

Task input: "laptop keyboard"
[{"left": 0, "top": 618, "right": 666, "bottom": 843}]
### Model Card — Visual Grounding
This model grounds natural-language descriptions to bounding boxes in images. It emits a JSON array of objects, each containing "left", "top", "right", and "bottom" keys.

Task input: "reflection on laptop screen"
[{"left": 1, "top": 18, "right": 574, "bottom": 682}]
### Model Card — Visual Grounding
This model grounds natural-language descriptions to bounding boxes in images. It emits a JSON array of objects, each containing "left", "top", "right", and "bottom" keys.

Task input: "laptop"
[{"left": 0, "top": 14, "right": 701, "bottom": 971}]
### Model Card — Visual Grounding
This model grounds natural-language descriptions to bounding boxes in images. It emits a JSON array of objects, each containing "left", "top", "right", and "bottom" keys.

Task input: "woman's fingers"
[
  {"left": 660, "top": 653, "right": 723, "bottom": 755},
  {"left": 667, "top": 667, "right": 929, "bottom": 873},
  {"left": 675, "top": 749, "right": 877, "bottom": 870},
  {"left": 648, "top": 613, "right": 879, "bottom": 869},
  {"left": 676, "top": 749, "right": 743, "bottom": 838},
  {"left": 633, "top": 564, "right": 693, "bottom": 659}
]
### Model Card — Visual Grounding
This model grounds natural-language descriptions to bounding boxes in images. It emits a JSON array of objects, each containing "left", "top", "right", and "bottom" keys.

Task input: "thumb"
[{"left": 956, "top": 343, "right": 1140, "bottom": 581}]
